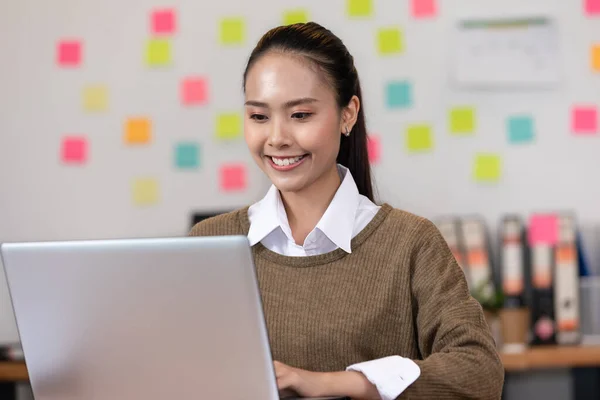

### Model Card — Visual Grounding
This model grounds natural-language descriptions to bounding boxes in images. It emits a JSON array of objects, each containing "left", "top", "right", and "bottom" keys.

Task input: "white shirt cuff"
[{"left": 346, "top": 356, "right": 421, "bottom": 400}]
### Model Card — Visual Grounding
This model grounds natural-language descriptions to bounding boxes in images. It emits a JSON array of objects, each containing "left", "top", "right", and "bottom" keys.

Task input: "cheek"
[{"left": 243, "top": 123, "right": 263, "bottom": 153}]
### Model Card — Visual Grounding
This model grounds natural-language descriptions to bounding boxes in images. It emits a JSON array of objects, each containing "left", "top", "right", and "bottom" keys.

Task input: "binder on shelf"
[
  {"left": 500, "top": 215, "right": 527, "bottom": 309},
  {"left": 458, "top": 216, "right": 496, "bottom": 301},
  {"left": 528, "top": 213, "right": 558, "bottom": 346},
  {"left": 435, "top": 217, "right": 471, "bottom": 288},
  {"left": 554, "top": 213, "right": 581, "bottom": 345}
]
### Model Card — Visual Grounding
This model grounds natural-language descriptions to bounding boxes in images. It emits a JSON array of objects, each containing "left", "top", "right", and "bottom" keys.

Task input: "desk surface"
[{"left": 1, "top": 346, "right": 600, "bottom": 382}]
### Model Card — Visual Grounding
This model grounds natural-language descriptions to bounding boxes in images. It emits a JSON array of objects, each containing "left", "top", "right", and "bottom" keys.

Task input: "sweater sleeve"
[{"left": 400, "top": 219, "right": 504, "bottom": 399}]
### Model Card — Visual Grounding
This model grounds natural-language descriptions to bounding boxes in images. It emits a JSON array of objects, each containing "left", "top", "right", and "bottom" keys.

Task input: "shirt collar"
[{"left": 247, "top": 165, "right": 360, "bottom": 253}]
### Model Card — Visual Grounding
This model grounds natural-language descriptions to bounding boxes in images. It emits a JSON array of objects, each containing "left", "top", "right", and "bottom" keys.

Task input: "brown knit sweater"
[{"left": 189, "top": 203, "right": 504, "bottom": 399}]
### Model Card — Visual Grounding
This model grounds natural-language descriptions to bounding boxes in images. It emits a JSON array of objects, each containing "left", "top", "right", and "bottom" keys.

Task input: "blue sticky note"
[
  {"left": 386, "top": 81, "right": 412, "bottom": 108},
  {"left": 175, "top": 142, "right": 200, "bottom": 169},
  {"left": 507, "top": 116, "right": 534, "bottom": 144}
]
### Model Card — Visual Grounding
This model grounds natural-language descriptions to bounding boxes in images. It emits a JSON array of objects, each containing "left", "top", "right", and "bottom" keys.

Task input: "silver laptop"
[{"left": 0, "top": 236, "right": 346, "bottom": 400}]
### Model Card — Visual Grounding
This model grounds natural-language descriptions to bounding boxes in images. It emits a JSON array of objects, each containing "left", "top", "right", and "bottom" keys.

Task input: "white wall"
[{"left": 0, "top": 0, "right": 599, "bottom": 342}]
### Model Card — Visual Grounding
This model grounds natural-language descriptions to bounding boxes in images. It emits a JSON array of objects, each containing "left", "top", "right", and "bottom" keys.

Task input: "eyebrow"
[{"left": 244, "top": 97, "right": 319, "bottom": 109}]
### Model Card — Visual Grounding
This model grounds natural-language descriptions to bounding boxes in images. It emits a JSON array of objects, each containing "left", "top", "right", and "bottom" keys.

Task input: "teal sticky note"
[
  {"left": 175, "top": 142, "right": 200, "bottom": 169},
  {"left": 386, "top": 81, "right": 412, "bottom": 108},
  {"left": 507, "top": 116, "right": 534, "bottom": 144}
]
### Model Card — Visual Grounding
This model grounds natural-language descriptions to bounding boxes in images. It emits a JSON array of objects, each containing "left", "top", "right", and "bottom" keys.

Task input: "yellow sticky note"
[
  {"left": 83, "top": 85, "right": 108, "bottom": 112},
  {"left": 377, "top": 28, "right": 403, "bottom": 55},
  {"left": 406, "top": 125, "right": 433, "bottom": 152},
  {"left": 216, "top": 113, "right": 241, "bottom": 139},
  {"left": 592, "top": 44, "right": 600, "bottom": 72},
  {"left": 146, "top": 39, "right": 171, "bottom": 66},
  {"left": 125, "top": 118, "right": 151, "bottom": 144},
  {"left": 474, "top": 154, "right": 501, "bottom": 182},
  {"left": 283, "top": 9, "right": 309, "bottom": 25},
  {"left": 132, "top": 178, "right": 159, "bottom": 206},
  {"left": 450, "top": 107, "right": 475, "bottom": 134},
  {"left": 220, "top": 18, "right": 245, "bottom": 45},
  {"left": 348, "top": 0, "right": 373, "bottom": 16}
]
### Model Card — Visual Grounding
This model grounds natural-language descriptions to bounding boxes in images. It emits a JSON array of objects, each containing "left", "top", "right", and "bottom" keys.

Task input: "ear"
[{"left": 340, "top": 95, "right": 360, "bottom": 134}]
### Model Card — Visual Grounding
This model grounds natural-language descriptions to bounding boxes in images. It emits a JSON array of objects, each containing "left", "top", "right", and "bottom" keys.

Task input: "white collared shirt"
[{"left": 247, "top": 165, "right": 420, "bottom": 400}]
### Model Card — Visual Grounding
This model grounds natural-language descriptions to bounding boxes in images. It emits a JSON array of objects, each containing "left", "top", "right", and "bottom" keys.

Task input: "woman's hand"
[
  {"left": 273, "top": 360, "right": 380, "bottom": 400},
  {"left": 274, "top": 360, "right": 330, "bottom": 398}
]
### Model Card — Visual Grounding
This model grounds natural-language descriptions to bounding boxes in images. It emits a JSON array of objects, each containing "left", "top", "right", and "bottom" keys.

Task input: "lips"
[{"left": 267, "top": 154, "right": 309, "bottom": 171}]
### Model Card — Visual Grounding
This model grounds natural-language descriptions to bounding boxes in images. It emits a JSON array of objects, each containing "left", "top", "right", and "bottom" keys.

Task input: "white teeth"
[{"left": 272, "top": 156, "right": 304, "bottom": 167}]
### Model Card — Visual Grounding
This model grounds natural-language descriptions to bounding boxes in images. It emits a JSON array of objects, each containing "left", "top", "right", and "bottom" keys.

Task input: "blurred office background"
[{"left": 0, "top": 0, "right": 599, "bottom": 399}]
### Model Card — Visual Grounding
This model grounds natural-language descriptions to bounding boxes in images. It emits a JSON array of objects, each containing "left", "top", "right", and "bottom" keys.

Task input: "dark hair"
[{"left": 242, "top": 22, "right": 375, "bottom": 202}]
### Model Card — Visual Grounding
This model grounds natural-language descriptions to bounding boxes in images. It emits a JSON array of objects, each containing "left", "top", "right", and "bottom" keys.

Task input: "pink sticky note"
[
  {"left": 572, "top": 106, "right": 598, "bottom": 134},
  {"left": 585, "top": 0, "right": 600, "bottom": 15},
  {"left": 151, "top": 8, "right": 176, "bottom": 34},
  {"left": 57, "top": 40, "right": 82, "bottom": 67},
  {"left": 220, "top": 164, "right": 247, "bottom": 192},
  {"left": 61, "top": 136, "right": 88, "bottom": 164},
  {"left": 411, "top": 0, "right": 437, "bottom": 18},
  {"left": 367, "top": 135, "right": 381, "bottom": 164},
  {"left": 528, "top": 214, "right": 558, "bottom": 246},
  {"left": 181, "top": 77, "right": 208, "bottom": 105}
]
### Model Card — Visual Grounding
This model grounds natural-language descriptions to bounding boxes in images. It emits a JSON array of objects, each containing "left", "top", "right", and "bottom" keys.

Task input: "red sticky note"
[
  {"left": 585, "top": 0, "right": 600, "bottom": 15},
  {"left": 181, "top": 77, "right": 208, "bottom": 105},
  {"left": 572, "top": 106, "right": 598, "bottom": 134},
  {"left": 61, "top": 136, "right": 88, "bottom": 164},
  {"left": 528, "top": 214, "right": 558, "bottom": 246},
  {"left": 411, "top": 0, "right": 437, "bottom": 18},
  {"left": 220, "top": 164, "right": 247, "bottom": 192},
  {"left": 151, "top": 8, "right": 176, "bottom": 34},
  {"left": 367, "top": 135, "right": 381, "bottom": 164},
  {"left": 57, "top": 40, "right": 82, "bottom": 67}
]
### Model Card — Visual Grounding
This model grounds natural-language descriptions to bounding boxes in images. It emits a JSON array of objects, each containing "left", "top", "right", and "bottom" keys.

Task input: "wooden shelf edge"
[
  {"left": 0, "top": 361, "right": 28, "bottom": 382},
  {"left": 501, "top": 345, "right": 600, "bottom": 372}
]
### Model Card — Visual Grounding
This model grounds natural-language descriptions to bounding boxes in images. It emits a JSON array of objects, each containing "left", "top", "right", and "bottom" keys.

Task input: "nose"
[{"left": 266, "top": 119, "right": 292, "bottom": 149}]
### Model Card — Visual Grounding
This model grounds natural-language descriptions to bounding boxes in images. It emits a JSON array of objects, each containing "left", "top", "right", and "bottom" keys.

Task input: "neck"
[{"left": 280, "top": 165, "right": 341, "bottom": 245}]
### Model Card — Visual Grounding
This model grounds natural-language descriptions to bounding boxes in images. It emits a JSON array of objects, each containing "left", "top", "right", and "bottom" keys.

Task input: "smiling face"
[{"left": 243, "top": 51, "right": 344, "bottom": 195}]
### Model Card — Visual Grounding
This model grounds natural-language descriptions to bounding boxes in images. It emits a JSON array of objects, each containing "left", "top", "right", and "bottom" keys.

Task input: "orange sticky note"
[
  {"left": 61, "top": 136, "right": 88, "bottom": 164},
  {"left": 125, "top": 118, "right": 151, "bottom": 144},
  {"left": 592, "top": 44, "right": 600, "bottom": 72},
  {"left": 367, "top": 135, "right": 381, "bottom": 164},
  {"left": 181, "top": 77, "right": 208, "bottom": 105},
  {"left": 220, "top": 164, "right": 247, "bottom": 192},
  {"left": 411, "top": 0, "right": 437, "bottom": 18},
  {"left": 571, "top": 106, "right": 598, "bottom": 134},
  {"left": 57, "top": 39, "right": 82, "bottom": 67}
]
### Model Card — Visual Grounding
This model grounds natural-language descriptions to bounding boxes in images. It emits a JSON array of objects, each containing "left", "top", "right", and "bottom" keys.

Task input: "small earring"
[{"left": 343, "top": 126, "right": 350, "bottom": 137}]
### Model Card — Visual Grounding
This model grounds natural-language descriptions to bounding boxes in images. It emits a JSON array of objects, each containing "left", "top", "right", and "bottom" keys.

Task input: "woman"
[{"left": 190, "top": 22, "right": 504, "bottom": 399}]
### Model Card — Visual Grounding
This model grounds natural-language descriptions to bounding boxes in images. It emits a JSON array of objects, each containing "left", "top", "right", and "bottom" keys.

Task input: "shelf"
[
  {"left": 0, "top": 361, "right": 28, "bottom": 382},
  {"left": 501, "top": 345, "right": 600, "bottom": 371}
]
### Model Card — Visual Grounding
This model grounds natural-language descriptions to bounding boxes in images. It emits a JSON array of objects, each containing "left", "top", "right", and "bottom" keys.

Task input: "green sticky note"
[
  {"left": 406, "top": 125, "right": 433, "bottom": 152},
  {"left": 146, "top": 39, "right": 171, "bottom": 66},
  {"left": 283, "top": 9, "right": 309, "bottom": 25},
  {"left": 507, "top": 116, "right": 535, "bottom": 144},
  {"left": 220, "top": 18, "right": 245, "bottom": 45},
  {"left": 175, "top": 142, "right": 200, "bottom": 169},
  {"left": 377, "top": 28, "right": 403, "bottom": 55},
  {"left": 348, "top": 0, "right": 373, "bottom": 16},
  {"left": 450, "top": 107, "right": 475, "bottom": 134},
  {"left": 216, "top": 113, "right": 241, "bottom": 139},
  {"left": 474, "top": 154, "right": 501, "bottom": 182}
]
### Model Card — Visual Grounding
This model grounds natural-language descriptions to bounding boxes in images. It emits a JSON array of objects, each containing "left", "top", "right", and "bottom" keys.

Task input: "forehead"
[{"left": 244, "top": 52, "right": 334, "bottom": 103}]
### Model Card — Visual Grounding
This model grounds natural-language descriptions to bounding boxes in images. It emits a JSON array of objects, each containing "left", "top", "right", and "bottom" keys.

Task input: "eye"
[
  {"left": 250, "top": 114, "right": 268, "bottom": 122},
  {"left": 291, "top": 112, "right": 312, "bottom": 120}
]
